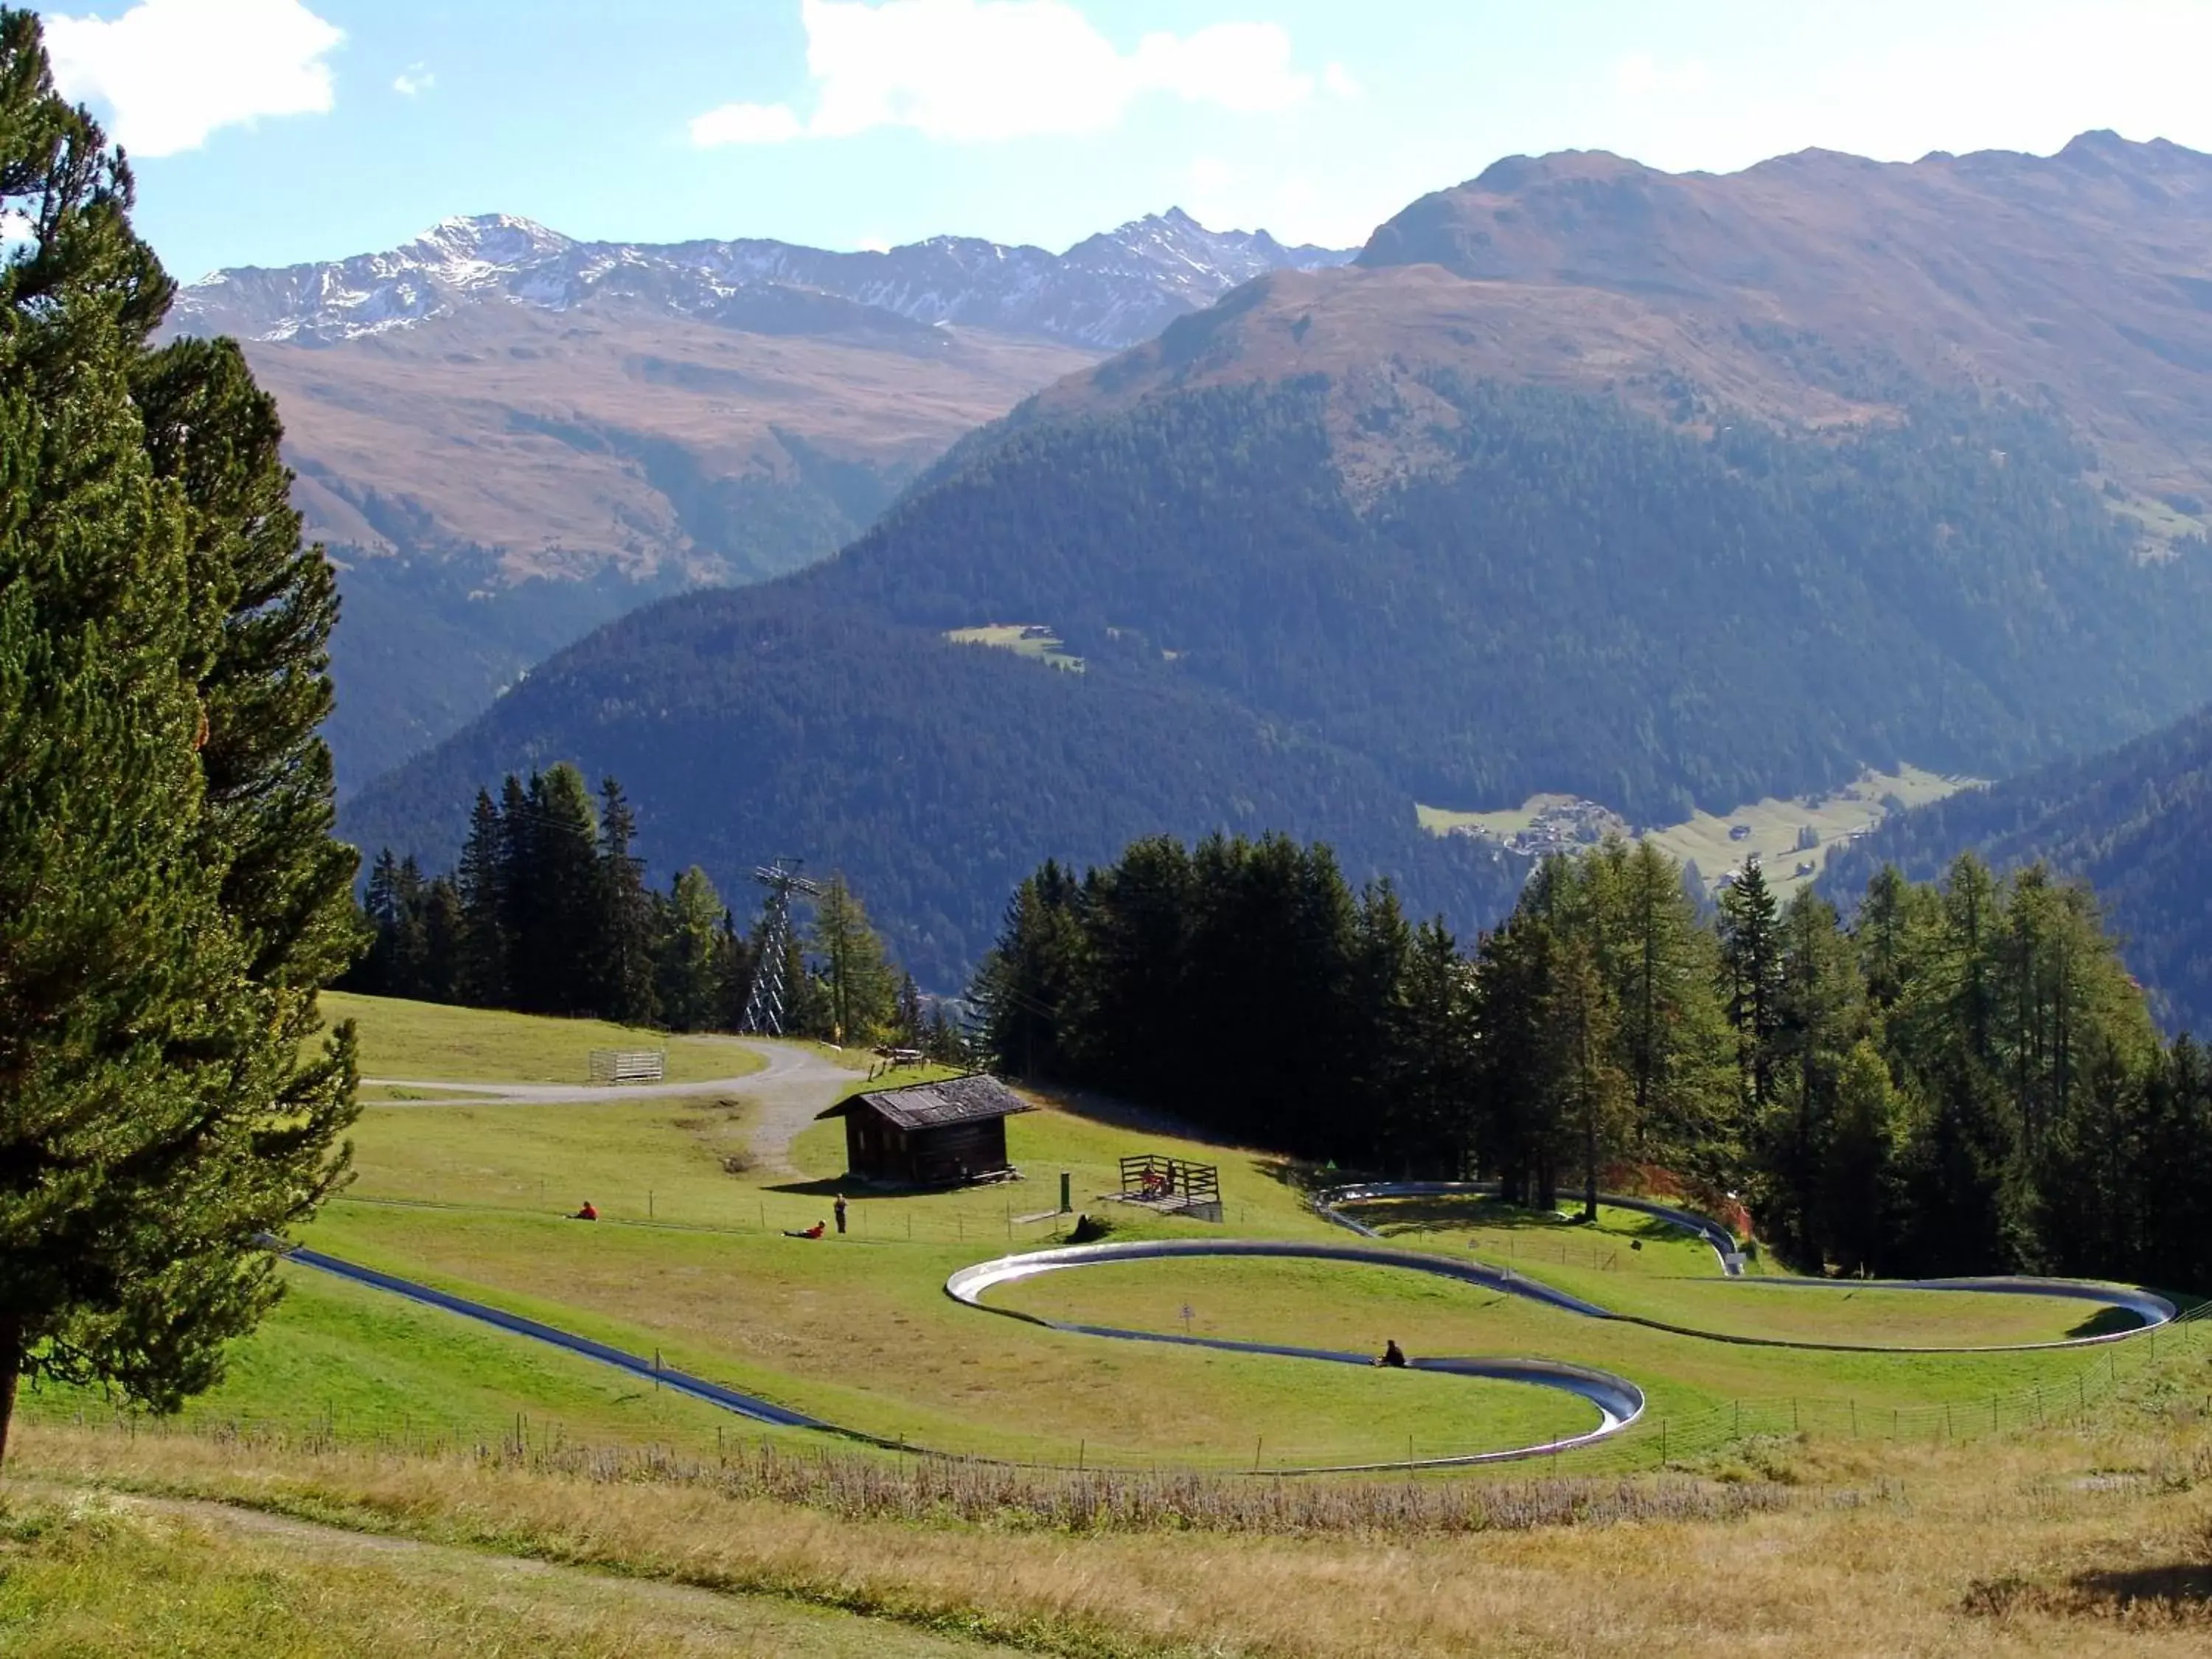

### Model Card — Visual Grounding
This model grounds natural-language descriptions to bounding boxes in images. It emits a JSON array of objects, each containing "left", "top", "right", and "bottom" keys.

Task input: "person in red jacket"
[{"left": 570, "top": 1200, "right": 598, "bottom": 1221}]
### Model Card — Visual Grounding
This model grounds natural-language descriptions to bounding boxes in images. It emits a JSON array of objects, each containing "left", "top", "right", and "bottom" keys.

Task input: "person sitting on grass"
[
  {"left": 784, "top": 1220, "right": 827, "bottom": 1239},
  {"left": 1375, "top": 1338, "right": 1407, "bottom": 1368},
  {"left": 570, "top": 1200, "right": 597, "bottom": 1221}
]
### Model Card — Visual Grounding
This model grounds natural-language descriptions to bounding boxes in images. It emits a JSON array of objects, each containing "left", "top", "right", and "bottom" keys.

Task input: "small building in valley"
[{"left": 815, "top": 1073, "right": 1032, "bottom": 1187}]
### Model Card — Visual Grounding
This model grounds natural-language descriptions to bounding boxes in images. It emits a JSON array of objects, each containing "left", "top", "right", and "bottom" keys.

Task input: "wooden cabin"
[{"left": 815, "top": 1074, "right": 1032, "bottom": 1187}]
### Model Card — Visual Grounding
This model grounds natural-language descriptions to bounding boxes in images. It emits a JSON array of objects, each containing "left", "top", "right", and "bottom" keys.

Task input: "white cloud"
[
  {"left": 44, "top": 0, "right": 344, "bottom": 158},
  {"left": 691, "top": 101, "right": 806, "bottom": 145},
  {"left": 691, "top": 0, "right": 1314, "bottom": 148},
  {"left": 393, "top": 63, "right": 435, "bottom": 97},
  {"left": 1321, "top": 61, "right": 1363, "bottom": 102}
]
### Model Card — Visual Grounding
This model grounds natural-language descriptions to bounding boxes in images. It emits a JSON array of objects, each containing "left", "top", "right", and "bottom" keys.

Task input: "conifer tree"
[
  {"left": 1549, "top": 936, "right": 1627, "bottom": 1221},
  {"left": 654, "top": 866, "right": 726, "bottom": 1032},
  {"left": 1765, "top": 889, "right": 1865, "bottom": 1262},
  {"left": 974, "top": 861, "right": 1085, "bottom": 1081},
  {"left": 452, "top": 789, "right": 507, "bottom": 1006},
  {"left": 1470, "top": 906, "right": 1567, "bottom": 1207},
  {"left": 1717, "top": 855, "right": 1783, "bottom": 1116},
  {"left": 511, "top": 765, "right": 599, "bottom": 1014},
  {"left": 0, "top": 13, "right": 356, "bottom": 1463},
  {"left": 594, "top": 776, "right": 656, "bottom": 1023},
  {"left": 1591, "top": 838, "right": 1733, "bottom": 1175},
  {"left": 809, "top": 874, "right": 897, "bottom": 1045}
]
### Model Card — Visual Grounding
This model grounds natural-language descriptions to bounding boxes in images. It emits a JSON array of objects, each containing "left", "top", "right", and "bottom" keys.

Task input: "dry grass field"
[{"left": 14, "top": 1352, "right": 2212, "bottom": 1658}]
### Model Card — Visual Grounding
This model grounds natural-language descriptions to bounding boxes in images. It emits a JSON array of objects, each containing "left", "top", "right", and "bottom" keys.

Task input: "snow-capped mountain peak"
[{"left": 170, "top": 212, "right": 1357, "bottom": 352}]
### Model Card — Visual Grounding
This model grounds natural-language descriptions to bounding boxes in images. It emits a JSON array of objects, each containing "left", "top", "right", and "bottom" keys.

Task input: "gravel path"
[{"left": 361, "top": 1037, "right": 858, "bottom": 1175}]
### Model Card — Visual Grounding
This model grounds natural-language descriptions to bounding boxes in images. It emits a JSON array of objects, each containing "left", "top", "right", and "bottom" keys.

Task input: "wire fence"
[
  {"left": 1556, "top": 1298, "right": 2212, "bottom": 1476},
  {"left": 13, "top": 1399, "right": 1813, "bottom": 1537},
  {"left": 329, "top": 1188, "right": 1271, "bottom": 1246}
]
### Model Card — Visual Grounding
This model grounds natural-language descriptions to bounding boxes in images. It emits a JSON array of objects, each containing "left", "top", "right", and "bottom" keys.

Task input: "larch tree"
[
  {"left": 810, "top": 874, "right": 897, "bottom": 1046},
  {"left": 655, "top": 866, "right": 727, "bottom": 1032},
  {"left": 0, "top": 13, "right": 358, "bottom": 1464}
]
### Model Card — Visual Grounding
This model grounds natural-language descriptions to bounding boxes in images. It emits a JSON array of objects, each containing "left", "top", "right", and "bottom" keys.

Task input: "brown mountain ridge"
[{"left": 1040, "top": 132, "right": 2212, "bottom": 531}]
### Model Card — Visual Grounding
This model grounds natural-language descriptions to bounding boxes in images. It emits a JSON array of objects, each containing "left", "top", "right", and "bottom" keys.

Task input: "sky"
[{"left": 30, "top": 0, "right": 2212, "bottom": 280}]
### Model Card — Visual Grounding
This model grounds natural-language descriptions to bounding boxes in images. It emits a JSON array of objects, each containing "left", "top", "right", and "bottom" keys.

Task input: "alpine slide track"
[{"left": 280, "top": 1181, "right": 2180, "bottom": 1475}]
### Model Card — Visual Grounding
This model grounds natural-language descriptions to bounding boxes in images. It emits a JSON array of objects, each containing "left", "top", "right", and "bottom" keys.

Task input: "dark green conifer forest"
[
  {"left": 977, "top": 835, "right": 2212, "bottom": 1291},
  {"left": 350, "top": 768, "right": 957, "bottom": 1053}
]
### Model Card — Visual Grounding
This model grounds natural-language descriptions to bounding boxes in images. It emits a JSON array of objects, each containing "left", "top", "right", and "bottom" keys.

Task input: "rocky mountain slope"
[
  {"left": 341, "top": 133, "right": 2212, "bottom": 992},
  {"left": 170, "top": 209, "right": 1346, "bottom": 787}
]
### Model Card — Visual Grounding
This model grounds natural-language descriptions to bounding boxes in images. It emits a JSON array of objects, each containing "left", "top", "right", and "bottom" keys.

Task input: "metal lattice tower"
[{"left": 740, "top": 858, "right": 822, "bottom": 1035}]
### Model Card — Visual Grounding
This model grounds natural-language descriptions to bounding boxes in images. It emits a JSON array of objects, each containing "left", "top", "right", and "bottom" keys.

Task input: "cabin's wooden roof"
[{"left": 816, "top": 1072, "right": 1033, "bottom": 1133}]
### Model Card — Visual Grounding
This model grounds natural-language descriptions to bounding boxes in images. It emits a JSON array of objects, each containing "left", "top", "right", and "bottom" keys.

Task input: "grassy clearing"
[
  {"left": 988, "top": 1253, "right": 2147, "bottom": 1433},
  {"left": 1641, "top": 762, "right": 1972, "bottom": 898},
  {"left": 0, "top": 1486, "right": 1008, "bottom": 1658},
  {"left": 18, "top": 1340, "right": 2212, "bottom": 1659},
  {"left": 1343, "top": 1193, "right": 2125, "bottom": 1346},
  {"left": 338, "top": 1085, "right": 1319, "bottom": 1239},
  {"left": 944, "top": 622, "right": 1085, "bottom": 672},
  {"left": 297, "top": 1204, "right": 1588, "bottom": 1470},
  {"left": 1346, "top": 1194, "right": 1737, "bottom": 1277},
  {"left": 1419, "top": 764, "right": 1978, "bottom": 900},
  {"left": 316, "top": 991, "right": 766, "bottom": 1086}
]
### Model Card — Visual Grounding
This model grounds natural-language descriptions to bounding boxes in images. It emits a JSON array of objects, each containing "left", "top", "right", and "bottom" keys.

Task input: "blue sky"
[{"left": 33, "top": 0, "right": 2212, "bottom": 279}]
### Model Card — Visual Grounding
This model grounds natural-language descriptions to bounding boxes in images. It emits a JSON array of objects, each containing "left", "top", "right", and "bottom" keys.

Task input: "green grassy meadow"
[
  {"left": 1343, "top": 1194, "right": 1739, "bottom": 1276},
  {"left": 138, "top": 992, "right": 2176, "bottom": 1473},
  {"left": 317, "top": 991, "right": 769, "bottom": 1088}
]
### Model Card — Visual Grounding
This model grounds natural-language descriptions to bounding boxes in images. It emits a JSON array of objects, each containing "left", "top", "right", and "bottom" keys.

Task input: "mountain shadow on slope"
[
  {"left": 1823, "top": 703, "right": 2212, "bottom": 1035},
  {"left": 338, "top": 585, "right": 1526, "bottom": 987}
]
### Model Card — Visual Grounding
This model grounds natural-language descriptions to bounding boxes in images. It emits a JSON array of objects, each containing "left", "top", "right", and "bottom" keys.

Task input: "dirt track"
[{"left": 361, "top": 1038, "right": 858, "bottom": 1175}]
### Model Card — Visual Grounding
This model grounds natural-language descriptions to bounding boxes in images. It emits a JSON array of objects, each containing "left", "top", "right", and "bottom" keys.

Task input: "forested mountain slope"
[
  {"left": 173, "top": 209, "right": 1346, "bottom": 789},
  {"left": 339, "top": 588, "right": 1523, "bottom": 987},
  {"left": 821, "top": 377, "right": 2212, "bottom": 822},
  {"left": 1824, "top": 707, "right": 2212, "bottom": 1036},
  {"left": 346, "top": 133, "right": 2212, "bottom": 984}
]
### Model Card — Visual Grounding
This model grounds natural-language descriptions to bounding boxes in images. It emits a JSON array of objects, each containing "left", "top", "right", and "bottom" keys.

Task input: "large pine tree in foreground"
[{"left": 0, "top": 13, "right": 358, "bottom": 1463}]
